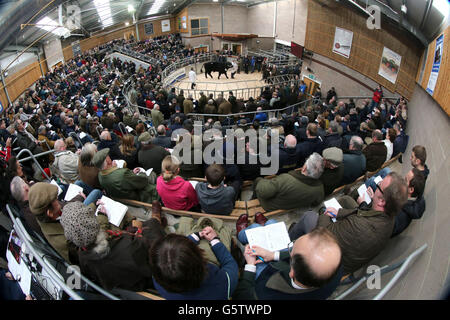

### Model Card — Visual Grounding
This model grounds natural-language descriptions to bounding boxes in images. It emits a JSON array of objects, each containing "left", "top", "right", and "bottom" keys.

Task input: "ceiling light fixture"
[{"left": 401, "top": 4, "right": 407, "bottom": 14}]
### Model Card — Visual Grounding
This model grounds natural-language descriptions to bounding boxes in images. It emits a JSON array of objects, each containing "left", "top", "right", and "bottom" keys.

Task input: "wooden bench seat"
[{"left": 117, "top": 153, "right": 401, "bottom": 223}]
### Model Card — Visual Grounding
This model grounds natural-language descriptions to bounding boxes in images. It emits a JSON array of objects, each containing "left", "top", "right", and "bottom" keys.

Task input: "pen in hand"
[
  {"left": 325, "top": 210, "right": 337, "bottom": 218},
  {"left": 252, "top": 249, "right": 265, "bottom": 263}
]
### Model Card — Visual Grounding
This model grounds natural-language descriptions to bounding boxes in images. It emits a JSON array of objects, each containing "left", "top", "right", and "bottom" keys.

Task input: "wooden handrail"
[{"left": 136, "top": 291, "right": 165, "bottom": 300}]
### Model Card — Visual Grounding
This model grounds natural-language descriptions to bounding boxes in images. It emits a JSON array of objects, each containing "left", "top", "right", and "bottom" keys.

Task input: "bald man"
[
  {"left": 97, "top": 130, "right": 124, "bottom": 161},
  {"left": 277, "top": 134, "right": 301, "bottom": 174},
  {"left": 152, "top": 125, "right": 173, "bottom": 148},
  {"left": 52, "top": 139, "right": 79, "bottom": 183},
  {"left": 233, "top": 227, "right": 342, "bottom": 300}
]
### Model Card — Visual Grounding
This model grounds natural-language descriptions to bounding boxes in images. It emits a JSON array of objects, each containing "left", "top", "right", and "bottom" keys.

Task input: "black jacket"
[
  {"left": 233, "top": 250, "right": 342, "bottom": 300},
  {"left": 392, "top": 196, "right": 426, "bottom": 237},
  {"left": 98, "top": 139, "right": 124, "bottom": 161}
]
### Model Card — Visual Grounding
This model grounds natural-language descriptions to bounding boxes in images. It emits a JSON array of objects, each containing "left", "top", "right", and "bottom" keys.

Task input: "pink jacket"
[{"left": 156, "top": 176, "right": 199, "bottom": 211}]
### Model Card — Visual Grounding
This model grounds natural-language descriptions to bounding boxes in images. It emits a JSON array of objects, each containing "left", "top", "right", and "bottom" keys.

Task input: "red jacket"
[
  {"left": 372, "top": 89, "right": 383, "bottom": 103},
  {"left": 156, "top": 176, "right": 198, "bottom": 211},
  {"left": 145, "top": 99, "right": 154, "bottom": 109}
]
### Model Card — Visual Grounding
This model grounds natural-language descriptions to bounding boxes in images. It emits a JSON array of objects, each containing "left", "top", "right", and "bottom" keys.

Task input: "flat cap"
[
  {"left": 92, "top": 148, "right": 110, "bottom": 168},
  {"left": 29, "top": 183, "right": 58, "bottom": 215},
  {"left": 322, "top": 147, "right": 343, "bottom": 166},
  {"left": 138, "top": 131, "right": 152, "bottom": 143}
]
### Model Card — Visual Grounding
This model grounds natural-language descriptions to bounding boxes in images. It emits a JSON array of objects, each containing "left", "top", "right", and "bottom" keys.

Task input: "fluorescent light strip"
[
  {"left": 94, "top": 0, "right": 113, "bottom": 28},
  {"left": 36, "top": 16, "right": 70, "bottom": 37},
  {"left": 148, "top": 0, "right": 166, "bottom": 15}
]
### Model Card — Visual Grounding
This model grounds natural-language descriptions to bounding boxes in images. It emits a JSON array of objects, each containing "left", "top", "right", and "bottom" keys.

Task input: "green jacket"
[
  {"left": 123, "top": 115, "right": 138, "bottom": 129},
  {"left": 176, "top": 216, "right": 232, "bottom": 266},
  {"left": 318, "top": 195, "right": 394, "bottom": 275},
  {"left": 255, "top": 170, "right": 324, "bottom": 211},
  {"left": 151, "top": 109, "right": 164, "bottom": 128},
  {"left": 98, "top": 167, "right": 159, "bottom": 203}
]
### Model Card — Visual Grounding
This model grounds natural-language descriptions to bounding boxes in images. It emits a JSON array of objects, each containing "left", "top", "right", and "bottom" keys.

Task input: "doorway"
[
  {"left": 231, "top": 44, "right": 241, "bottom": 55},
  {"left": 194, "top": 46, "right": 209, "bottom": 54}
]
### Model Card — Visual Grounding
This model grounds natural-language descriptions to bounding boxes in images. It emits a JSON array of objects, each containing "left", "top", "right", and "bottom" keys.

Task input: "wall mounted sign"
[
  {"left": 161, "top": 19, "right": 171, "bottom": 32},
  {"left": 426, "top": 34, "right": 444, "bottom": 96},
  {"left": 378, "top": 46, "right": 402, "bottom": 84},
  {"left": 144, "top": 23, "right": 154, "bottom": 35},
  {"left": 332, "top": 27, "right": 353, "bottom": 59}
]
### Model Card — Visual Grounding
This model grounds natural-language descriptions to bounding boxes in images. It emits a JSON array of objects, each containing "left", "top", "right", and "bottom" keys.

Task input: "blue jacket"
[
  {"left": 392, "top": 131, "right": 409, "bottom": 157},
  {"left": 153, "top": 235, "right": 239, "bottom": 300},
  {"left": 254, "top": 112, "right": 268, "bottom": 123}
]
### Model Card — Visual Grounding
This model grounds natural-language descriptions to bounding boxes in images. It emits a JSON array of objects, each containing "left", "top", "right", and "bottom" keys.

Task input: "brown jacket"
[
  {"left": 78, "top": 160, "right": 101, "bottom": 189},
  {"left": 363, "top": 141, "right": 387, "bottom": 172},
  {"left": 218, "top": 100, "right": 232, "bottom": 115}
]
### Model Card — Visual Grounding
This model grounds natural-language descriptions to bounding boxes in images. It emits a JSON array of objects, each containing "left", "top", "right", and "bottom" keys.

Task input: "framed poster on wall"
[
  {"left": 332, "top": 27, "right": 353, "bottom": 59},
  {"left": 71, "top": 40, "right": 81, "bottom": 57},
  {"left": 161, "top": 19, "right": 171, "bottom": 32},
  {"left": 378, "top": 47, "right": 402, "bottom": 84},
  {"left": 144, "top": 23, "right": 154, "bottom": 35},
  {"left": 426, "top": 34, "right": 444, "bottom": 96}
]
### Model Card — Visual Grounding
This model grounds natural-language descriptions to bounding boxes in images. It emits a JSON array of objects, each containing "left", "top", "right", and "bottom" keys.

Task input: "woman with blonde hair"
[
  {"left": 119, "top": 134, "right": 138, "bottom": 169},
  {"left": 156, "top": 155, "right": 199, "bottom": 211}
]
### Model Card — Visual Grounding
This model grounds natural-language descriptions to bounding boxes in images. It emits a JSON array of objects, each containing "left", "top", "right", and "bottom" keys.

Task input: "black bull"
[{"left": 200, "top": 62, "right": 233, "bottom": 79}]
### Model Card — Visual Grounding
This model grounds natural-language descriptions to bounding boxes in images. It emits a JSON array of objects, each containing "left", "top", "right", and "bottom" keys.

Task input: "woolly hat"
[
  {"left": 60, "top": 201, "right": 100, "bottom": 248},
  {"left": 28, "top": 183, "right": 58, "bottom": 215},
  {"left": 322, "top": 147, "right": 343, "bottom": 166}
]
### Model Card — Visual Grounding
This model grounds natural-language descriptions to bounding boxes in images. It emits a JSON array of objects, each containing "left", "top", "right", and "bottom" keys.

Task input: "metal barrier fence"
[
  {"left": 6, "top": 204, "right": 121, "bottom": 300},
  {"left": 171, "top": 74, "right": 299, "bottom": 101}
]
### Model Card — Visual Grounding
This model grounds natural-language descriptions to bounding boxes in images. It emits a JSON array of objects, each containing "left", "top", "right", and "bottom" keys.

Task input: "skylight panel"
[
  {"left": 94, "top": 0, "right": 114, "bottom": 28},
  {"left": 36, "top": 16, "right": 71, "bottom": 37},
  {"left": 148, "top": 0, "right": 166, "bottom": 15}
]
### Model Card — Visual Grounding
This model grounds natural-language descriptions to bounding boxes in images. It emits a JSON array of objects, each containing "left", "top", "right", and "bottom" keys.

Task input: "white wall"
[
  {"left": 247, "top": 0, "right": 308, "bottom": 46},
  {"left": 0, "top": 52, "right": 37, "bottom": 76}
]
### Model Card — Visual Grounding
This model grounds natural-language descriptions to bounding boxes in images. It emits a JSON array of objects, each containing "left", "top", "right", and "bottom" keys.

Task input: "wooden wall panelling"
[
  {"left": 419, "top": 26, "right": 449, "bottom": 115},
  {"left": 305, "top": 0, "right": 423, "bottom": 100}
]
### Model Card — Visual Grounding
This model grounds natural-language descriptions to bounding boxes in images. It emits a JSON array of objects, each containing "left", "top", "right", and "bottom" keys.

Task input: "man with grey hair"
[
  {"left": 52, "top": 139, "right": 79, "bottom": 183},
  {"left": 323, "top": 120, "right": 343, "bottom": 150},
  {"left": 254, "top": 152, "right": 325, "bottom": 211},
  {"left": 151, "top": 104, "right": 164, "bottom": 128},
  {"left": 363, "top": 129, "right": 387, "bottom": 172},
  {"left": 10, "top": 176, "right": 44, "bottom": 237},
  {"left": 342, "top": 136, "right": 366, "bottom": 184}
]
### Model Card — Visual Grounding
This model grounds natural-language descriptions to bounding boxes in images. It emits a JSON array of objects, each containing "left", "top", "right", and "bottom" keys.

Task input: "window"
[{"left": 191, "top": 18, "right": 208, "bottom": 36}]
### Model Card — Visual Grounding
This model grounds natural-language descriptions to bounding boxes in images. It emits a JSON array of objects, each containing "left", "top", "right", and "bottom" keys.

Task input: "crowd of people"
[{"left": 0, "top": 32, "right": 430, "bottom": 300}]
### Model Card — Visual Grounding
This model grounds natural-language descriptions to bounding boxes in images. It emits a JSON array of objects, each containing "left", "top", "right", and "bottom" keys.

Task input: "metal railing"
[
  {"left": 161, "top": 53, "right": 214, "bottom": 85},
  {"left": 334, "top": 244, "right": 428, "bottom": 300},
  {"left": 186, "top": 98, "right": 315, "bottom": 126},
  {"left": 170, "top": 75, "right": 300, "bottom": 101},
  {"left": 17, "top": 148, "right": 55, "bottom": 180},
  {"left": 6, "top": 204, "right": 121, "bottom": 300}
]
